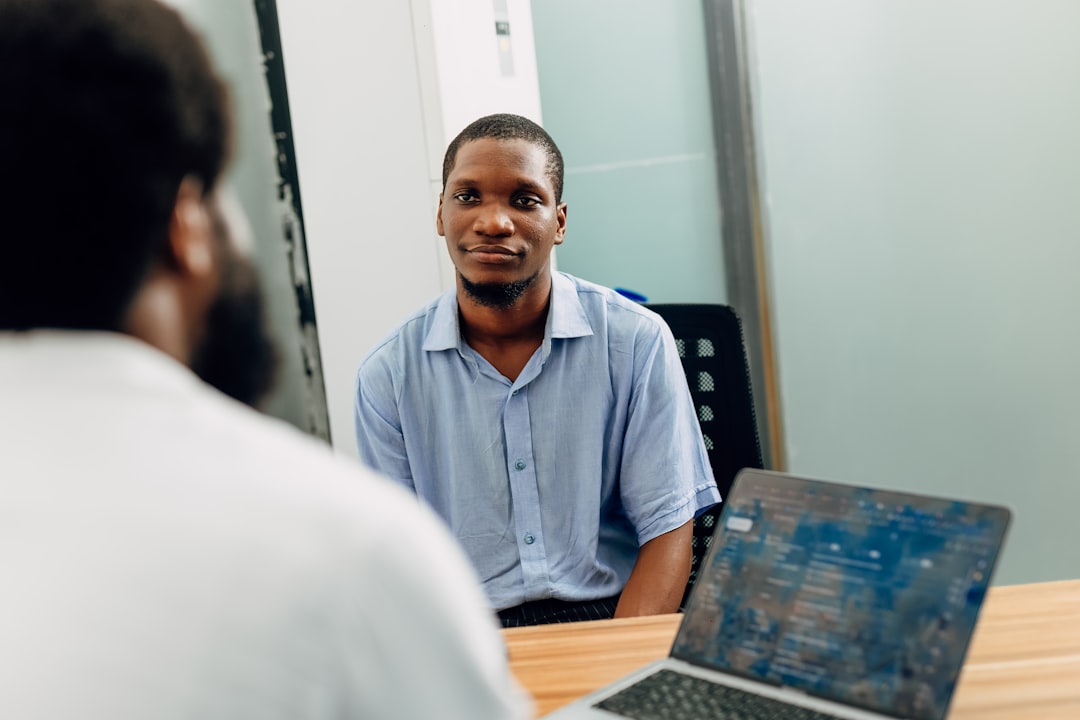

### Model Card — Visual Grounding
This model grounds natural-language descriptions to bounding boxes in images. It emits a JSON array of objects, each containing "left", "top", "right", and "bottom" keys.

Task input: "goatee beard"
[{"left": 460, "top": 270, "right": 541, "bottom": 310}]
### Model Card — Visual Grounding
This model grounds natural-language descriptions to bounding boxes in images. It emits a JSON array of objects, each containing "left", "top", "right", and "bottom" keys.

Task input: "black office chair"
[{"left": 645, "top": 304, "right": 765, "bottom": 608}]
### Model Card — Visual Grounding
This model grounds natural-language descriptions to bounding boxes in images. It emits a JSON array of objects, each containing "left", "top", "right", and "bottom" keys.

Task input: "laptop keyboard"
[{"left": 594, "top": 669, "right": 847, "bottom": 720}]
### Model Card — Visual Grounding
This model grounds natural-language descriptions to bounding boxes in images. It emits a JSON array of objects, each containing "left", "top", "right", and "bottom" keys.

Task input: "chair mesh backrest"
[{"left": 645, "top": 304, "right": 764, "bottom": 608}]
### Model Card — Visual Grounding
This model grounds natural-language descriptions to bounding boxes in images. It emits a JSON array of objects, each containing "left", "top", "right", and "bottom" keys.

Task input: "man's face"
[
  {"left": 437, "top": 138, "right": 566, "bottom": 308},
  {"left": 190, "top": 189, "right": 278, "bottom": 408}
]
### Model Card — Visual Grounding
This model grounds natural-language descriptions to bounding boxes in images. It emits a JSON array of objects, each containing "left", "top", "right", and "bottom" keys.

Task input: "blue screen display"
[{"left": 674, "top": 472, "right": 1009, "bottom": 720}]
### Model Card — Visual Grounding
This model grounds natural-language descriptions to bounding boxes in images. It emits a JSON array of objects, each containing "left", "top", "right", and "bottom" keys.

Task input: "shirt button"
[
  {"left": 514, "top": 459, "right": 526, "bottom": 471},
  {"left": 511, "top": 389, "right": 519, "bottom": 396},
  {"left": 523, "top": 533, "right": 535, "bottom": 545}
]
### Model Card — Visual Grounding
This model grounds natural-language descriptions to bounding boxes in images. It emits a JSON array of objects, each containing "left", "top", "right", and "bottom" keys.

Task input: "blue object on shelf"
[{"left": 614, "top": 287, "right": 648, "bottom": 303}]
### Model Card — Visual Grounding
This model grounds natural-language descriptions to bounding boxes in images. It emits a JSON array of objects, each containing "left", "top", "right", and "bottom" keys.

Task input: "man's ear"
[
  {"left": 554, "top": 201, "right": 568, "bottom": 246},
  {"left": 168, "top": 176, "right": 214, "bottom": 278},
  {"left": 435, "top": 193, "right": 445, "bottom": 237}
]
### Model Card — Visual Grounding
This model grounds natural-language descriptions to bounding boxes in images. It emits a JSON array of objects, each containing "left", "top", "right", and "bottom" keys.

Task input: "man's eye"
[
  {"left": 454, "top": 192, "right": 477, "bottom": 203},
  {"left": 514, "top": 196, "right": 540, "bottom": 207}
]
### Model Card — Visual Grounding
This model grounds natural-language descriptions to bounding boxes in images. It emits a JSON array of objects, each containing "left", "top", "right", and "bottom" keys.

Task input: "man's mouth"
[
  {"left": 467, "top": 245, "right": 516, "bottom": 255},
  {"left": 466, "top": 246, "right": 520, "bottom": 263}
]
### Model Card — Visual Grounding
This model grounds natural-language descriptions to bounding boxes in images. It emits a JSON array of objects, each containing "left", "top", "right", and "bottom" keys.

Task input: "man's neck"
[
  {"left": 123, "top": 271, "right": 199, "bottom": 369},
  {"left": 457, "top": 272, "right": 552, "bottom": 381}
]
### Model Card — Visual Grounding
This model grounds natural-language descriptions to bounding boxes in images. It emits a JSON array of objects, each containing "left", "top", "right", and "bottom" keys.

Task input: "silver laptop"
[{"left": 547, "top": 469, "right": 1011, "bottom": 720}]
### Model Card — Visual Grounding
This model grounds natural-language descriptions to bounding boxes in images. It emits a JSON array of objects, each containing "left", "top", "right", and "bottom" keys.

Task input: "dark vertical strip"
[
  {"left": 701, "top": 0, "right": 785, "bottom": 469},
  {"left": 251, "top": 0, "right": 331, "bottom": 442}
]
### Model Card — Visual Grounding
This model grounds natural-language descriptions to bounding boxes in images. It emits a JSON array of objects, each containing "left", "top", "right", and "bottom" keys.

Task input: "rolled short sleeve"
[
  {"left": 618, "top": 317, "right": 720, "bottom": 545},
  {"left": 354, "top": 349, "right": 415, "bottom": 491}
]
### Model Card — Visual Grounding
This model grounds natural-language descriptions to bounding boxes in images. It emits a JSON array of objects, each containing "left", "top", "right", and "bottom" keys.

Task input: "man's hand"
[{"left": 614, "top": 520, "right": 693, "bottom": 617}]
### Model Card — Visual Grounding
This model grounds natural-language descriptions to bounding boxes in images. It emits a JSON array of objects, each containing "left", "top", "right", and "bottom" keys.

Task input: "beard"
[
  {"left": 190, "top": 249, "right": 278, "bottom": 409},
  {"left": 460, "top": 270, "right": 541, "bottom": 310}
]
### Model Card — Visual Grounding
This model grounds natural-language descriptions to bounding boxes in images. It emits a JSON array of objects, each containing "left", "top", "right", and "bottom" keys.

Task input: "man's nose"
[{"left": 474, "top": 202, "right": 513, "bottom": 236}]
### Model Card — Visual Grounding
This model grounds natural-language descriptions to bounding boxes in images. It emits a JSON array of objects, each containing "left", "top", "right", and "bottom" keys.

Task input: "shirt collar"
[
  {"left": 422, "top": 290, "right": 464, "bottom": 352},
  {"left": 547, "top": 271, "right": 593, "bottom": 340},
  {"left": 421, "top": 272, "right": 594, "bottom": 355}
]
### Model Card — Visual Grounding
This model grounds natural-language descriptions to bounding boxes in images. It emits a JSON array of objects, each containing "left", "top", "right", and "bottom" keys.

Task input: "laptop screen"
[{"left": 673, "top": 470, "right": 1010, "bottom": 720}]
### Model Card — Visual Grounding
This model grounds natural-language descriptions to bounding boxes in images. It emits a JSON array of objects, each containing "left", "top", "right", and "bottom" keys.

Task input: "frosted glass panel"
[
  {"left": 750, "top": 0, "right": 1080, "bottom": 584},
  {"left": 531, "top": 0, "right": 726, "bottom": 303}
]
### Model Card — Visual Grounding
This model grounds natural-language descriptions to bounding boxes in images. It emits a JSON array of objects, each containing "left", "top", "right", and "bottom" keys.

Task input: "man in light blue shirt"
[{"left": 355, "top": 114, "right": 719, "bottom": 626}]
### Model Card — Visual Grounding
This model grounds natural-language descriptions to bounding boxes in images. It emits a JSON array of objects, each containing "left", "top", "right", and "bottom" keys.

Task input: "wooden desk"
[{"left": 503, "top": 579, "right": 1080, "bottom": 718}]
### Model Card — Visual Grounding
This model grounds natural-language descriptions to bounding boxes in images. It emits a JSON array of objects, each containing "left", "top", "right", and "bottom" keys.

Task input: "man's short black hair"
[
  {"left": 0, "top": 0, "right": 231, "bottom": 331},
  {"left": 442, "top": 113, "right": 565, "bottom": 203}
]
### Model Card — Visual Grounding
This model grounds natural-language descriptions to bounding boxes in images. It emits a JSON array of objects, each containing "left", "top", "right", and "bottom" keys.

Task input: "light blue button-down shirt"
[{"left": 355, "top": 272, "right": 719, "bottom": 611}]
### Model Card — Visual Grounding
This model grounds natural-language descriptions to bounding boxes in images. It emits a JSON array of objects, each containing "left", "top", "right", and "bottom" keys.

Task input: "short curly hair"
[
  {"left": 0, "top": 0, "right": 231, "bottom": 331},
  {"left": 442, "top": 113, "right": 564, "bottom": 203}
]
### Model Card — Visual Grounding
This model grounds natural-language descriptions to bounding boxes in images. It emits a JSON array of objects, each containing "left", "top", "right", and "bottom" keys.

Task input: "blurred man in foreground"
[{"left": 0, "top": 1, "right": 529, "bottom": 717}]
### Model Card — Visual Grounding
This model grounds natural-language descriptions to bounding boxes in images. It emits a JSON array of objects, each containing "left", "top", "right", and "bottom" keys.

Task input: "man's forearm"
[{"left": 614, "top": 520, "right": 693, "bottom": 617}]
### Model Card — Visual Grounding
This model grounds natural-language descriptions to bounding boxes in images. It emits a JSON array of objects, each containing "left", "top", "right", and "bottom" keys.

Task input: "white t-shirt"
[{"left": 0, "top": 331, "right": 532, "bottom": 720}]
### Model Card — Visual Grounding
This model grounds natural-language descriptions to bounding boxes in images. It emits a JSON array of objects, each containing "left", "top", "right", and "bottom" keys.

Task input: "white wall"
[
  {"left": 273, "top": 1, "right": 441, "bottom": 455},
  {"left": 428, "top": 0, "right": 543, "bottom": 140},
  {"left": 749, "top": 0, "right": 1080, "bottom": 584},
  {"left": 276, "top": 0, "right": 541, "bottom": 455}
]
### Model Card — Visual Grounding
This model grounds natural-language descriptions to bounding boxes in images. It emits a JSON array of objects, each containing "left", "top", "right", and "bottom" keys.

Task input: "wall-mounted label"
[{"left": 494, "top": 0, "right": 514, "bottom": 77}]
